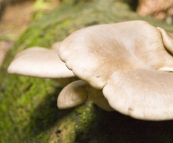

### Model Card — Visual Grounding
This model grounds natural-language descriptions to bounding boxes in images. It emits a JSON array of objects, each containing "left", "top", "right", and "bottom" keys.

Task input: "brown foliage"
[{"left": 137, "top": 0, "right": 173, "bottom": 22}]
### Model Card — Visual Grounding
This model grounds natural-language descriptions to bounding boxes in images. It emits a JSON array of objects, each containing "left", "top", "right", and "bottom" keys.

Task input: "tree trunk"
[{"left": 1, "top": 0, "right": 173, "bottom": 142}]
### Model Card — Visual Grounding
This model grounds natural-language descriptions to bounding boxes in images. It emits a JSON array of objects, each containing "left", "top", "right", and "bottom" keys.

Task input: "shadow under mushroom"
[
  {"left": 75, "top": 109, "right": 173, "bottom": 143},
  {"left": 26, "top": 86, "right": 74, "bottom": 137}
]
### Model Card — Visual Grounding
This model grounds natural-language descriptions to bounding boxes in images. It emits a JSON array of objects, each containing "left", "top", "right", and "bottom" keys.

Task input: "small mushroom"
[
  {"left": 58, "top": 20, "right": 173, "bottom": 120},
  {"left": 7, "top": 47, "right": 76, "bottom": 86},
  {"left": 8, "top": 47, "right": 74, "bottom": 78},
  {"left": 57, "top": 80, "right": 88, "bottom": 109},
  {"left": 58, "top": 80, "right": 113, "bottom": 111}
]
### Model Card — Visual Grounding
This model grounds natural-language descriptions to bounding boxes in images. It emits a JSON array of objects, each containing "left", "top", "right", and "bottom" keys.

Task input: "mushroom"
[
  {"left": 51, "top": 41, "right": 62, "bottom": 50},
  {"left": 103, "top": 69, "right": 173, "bottom": 120},
  {"left": 7, "top": 46, "right": 77, "bottom": 86},
  {"left": 58, "top": 20, "right": 173, "bottom": 120},
  {"left": 58, "top": 80, "right": 113, "bottom": 111},
  {"left": 7, "top": 20, "right": 173, "bottom": 120},
  {"left": 7, "top": 46, "right": 74, "bottom": 78}
]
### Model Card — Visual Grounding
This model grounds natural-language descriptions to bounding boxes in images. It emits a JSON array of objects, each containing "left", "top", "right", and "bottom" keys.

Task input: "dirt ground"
[{"left": 0, "top": 0, "right": 60, "bottom": 67}]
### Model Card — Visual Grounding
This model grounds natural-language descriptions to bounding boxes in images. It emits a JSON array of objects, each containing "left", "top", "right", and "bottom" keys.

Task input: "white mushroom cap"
[
  {"left": 58, "top": 80, "right": 87, "bottom": 109},
  {"left": 59, "top": 20, "right": 173, "bottom": 90},
  {"left": 58, "top": 20, "right": 173, "bottom": 120},
  {"left": 103, "top": 69, "right": 173, "bottom": 120},
  {"left": 8, "top": 47, "right": 74, "bottom": 78},
  {"left": 7, "top": 20, "right": 173, "bottom": 120},
  {"left": 58, "top": 80, "right": 113, "bottom": 111}
]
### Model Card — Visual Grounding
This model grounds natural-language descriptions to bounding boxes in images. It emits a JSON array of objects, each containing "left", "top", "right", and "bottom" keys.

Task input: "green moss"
[{"left": 0, "top": 0, "right": 173, "bottom": 142}]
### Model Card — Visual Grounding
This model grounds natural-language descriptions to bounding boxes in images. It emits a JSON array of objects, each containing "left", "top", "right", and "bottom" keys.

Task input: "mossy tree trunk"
[{"left": 1, "top": 0, "right": 173, "bottom": 142}]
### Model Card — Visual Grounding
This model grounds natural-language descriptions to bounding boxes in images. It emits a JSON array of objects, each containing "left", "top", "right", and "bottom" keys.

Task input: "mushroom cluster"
[{"left": 8, "top": 20, "right": 173, "bottom": 120}]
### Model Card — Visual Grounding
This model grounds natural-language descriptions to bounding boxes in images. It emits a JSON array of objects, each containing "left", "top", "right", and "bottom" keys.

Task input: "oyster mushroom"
[
  {"left": 8, "top": 47, "right": 74, "bottom": 78},
  {"left": 7, "top": 46, "right": 76, "bottom": 86},
  {"left": 58, "top": 20, "right": 173, "bottom": 120},
  {"left": 59, "top": 20, "right": 173, "bottom": 89},
  {"left": 103, "top": 69, "right": 173, "bottom": 120},
  {"left": 58, "top": 80, "right": 113, "bottom": 111},
  {"left": 7, "top": 20, "right": 173, "bottom": 120}
]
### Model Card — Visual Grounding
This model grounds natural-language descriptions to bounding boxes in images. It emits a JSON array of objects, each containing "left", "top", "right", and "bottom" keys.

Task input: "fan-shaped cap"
[
  {"left": 59, "top": 20, "right": 173, "bottom": 89},
  {"left": 58, "top": 80, "right": 87, "bottom": 109},
  {"left": 58, "top": 20, "right": 173, "bottom": 120},
  {"left": 8, "top": 47, "right": 74, "bottom": 78},
  {"left": 103, "top": 69, "right": 173, "bottom": 120}
]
